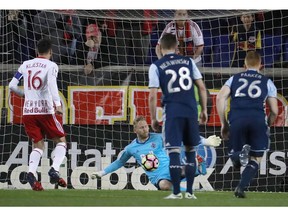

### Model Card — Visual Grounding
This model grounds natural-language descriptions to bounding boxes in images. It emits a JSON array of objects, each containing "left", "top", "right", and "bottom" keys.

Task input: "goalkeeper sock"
[
  {"left": 51, "top": 142, "right": 67, "bottom": 171},
  {"left": 238, "top": 159, "right": 259, "bottom": 190},
  {"left": 169, "top": 152, "right": 182, "bottom": 195},
  {"left": 28, "top": 148, "right": 43, "bottom": 176},
  {"left": 185, "top": 150, "right": 196, "bottom": 194}
]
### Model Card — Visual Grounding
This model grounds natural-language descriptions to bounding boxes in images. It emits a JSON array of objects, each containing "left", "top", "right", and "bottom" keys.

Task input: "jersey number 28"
[{"left": 165, "top": 67, "right": 192, "bottom": 93}]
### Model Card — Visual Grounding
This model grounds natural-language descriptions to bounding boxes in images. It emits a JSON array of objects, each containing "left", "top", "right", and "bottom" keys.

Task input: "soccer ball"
[{"left": 141, "top": 153, "right": 159, "bottom": 171}]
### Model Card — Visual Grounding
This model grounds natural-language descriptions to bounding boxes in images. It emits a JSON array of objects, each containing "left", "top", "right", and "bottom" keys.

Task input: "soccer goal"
[{"left": 0, "top": 9, "right": 287, "bottom": 192}]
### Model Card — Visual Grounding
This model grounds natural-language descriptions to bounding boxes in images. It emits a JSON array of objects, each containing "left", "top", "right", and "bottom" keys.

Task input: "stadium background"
[{"left": 0, "top": 9, "right": 287, "bottom": 192}]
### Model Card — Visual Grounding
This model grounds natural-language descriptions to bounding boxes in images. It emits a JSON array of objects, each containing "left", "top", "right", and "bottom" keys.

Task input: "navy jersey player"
[
  {"left": 90, "top": 116, "right": 221, "bottom": 191},
  {"left": 148, "top": 33, "right": 208, "bottom": 199},
  {"left": 216, "top": 51, "right": 278, "bottom": 198}
]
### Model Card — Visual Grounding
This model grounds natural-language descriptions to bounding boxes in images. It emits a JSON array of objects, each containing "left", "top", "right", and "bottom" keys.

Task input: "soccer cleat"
[
  {"left": 164, "top": 193, "right": 183, "bottom": 199},
  {"left": 26, "top": 172, "right": 44, "bottom": 191},
  {"left": 48, "top": 167, "right": 67, "bottom": 187},
  {"left": 234, "top": 186, "right": 246, "bottom": 198},
  {"left": 239, "top": 145, "right": 251, "bottom": 167},
  {"left": 57, "top": 178, "right": 67, "bottom": 188},
  {"left": 185, "top": 192, "right": 197, "bottom": 199}
]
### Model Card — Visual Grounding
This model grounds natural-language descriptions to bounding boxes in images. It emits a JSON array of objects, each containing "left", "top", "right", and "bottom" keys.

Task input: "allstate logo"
[{"left": 195, "top": 144, "right": 217, "bottom": 168}]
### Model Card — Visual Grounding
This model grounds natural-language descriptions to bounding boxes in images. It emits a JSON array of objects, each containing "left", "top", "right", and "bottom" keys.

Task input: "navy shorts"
[
  {"left": 163, "top": 117, "right": 200, "bottom": 149},
  {"left": 229, "top": 117, "right": 269, "bottom": 157}
]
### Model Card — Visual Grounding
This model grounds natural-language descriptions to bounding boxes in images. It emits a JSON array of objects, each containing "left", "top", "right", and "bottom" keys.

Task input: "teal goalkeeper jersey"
[{"left": 103, "top": 133, "right": 170, "bottom": 185}]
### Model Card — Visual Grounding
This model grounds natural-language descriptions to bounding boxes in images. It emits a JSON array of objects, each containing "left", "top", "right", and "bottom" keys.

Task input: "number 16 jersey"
[{"left": 15, "top": 57, "right": 61, "bottom": 115}]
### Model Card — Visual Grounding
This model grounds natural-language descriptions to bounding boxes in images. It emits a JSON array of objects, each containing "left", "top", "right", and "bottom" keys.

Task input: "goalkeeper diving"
[{"left": 91, "top": 116, "right": 221, "bottom": 190}]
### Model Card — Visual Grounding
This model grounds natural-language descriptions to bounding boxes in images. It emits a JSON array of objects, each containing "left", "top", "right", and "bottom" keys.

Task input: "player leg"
[
  {"left": 235, "top": 119, "right": 268, "bottom": 198},
  {"left": 183, "top": 118, "right": 200, "bottom": 199},
  {"left": 22, "top": 115, "right": 44, "bottom": 191},
  {"left": 164, "top": 117, "right": 183, "bottom": 199},
  {"left": 158, "top": 179, "right": 172, "bottom": 191},
  {"left": 41, "top": 114, "right": 67, "bottom": 187},
  {"left": 229, "top": 120, "right": 247, "bottom": 169},
  {"left": 49, "top": 136, "right": 67, "bottom": 187}
]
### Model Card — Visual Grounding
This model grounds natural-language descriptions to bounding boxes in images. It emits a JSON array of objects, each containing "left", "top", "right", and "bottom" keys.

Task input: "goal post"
[{"left": 0, "top": 9, "right": 287, "bottom": 192}]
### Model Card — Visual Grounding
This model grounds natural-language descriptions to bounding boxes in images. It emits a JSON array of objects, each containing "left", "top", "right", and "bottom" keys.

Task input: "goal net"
[{"left": 0, "top": 9, "right": 287, "bottom": 192}]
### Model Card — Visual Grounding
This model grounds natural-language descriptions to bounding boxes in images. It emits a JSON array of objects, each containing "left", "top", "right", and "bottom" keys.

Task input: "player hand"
[
  {"left": 199, "top": 110, "right": 208, "bottom": 125},
  {"left": 55, "top": 106, "right": 63, "bottom": 115},
  {"left": 205, "top": 135, "right": 222, "bottom": 147},
  {"left": 91, "top": 170, "right": 105, "bottom": 179},
  {"left": 221, "top": 124, "right": 229, "bottom": 141},
  {"left": 151, "top": 119, "right": 161, "bottom": 132}
]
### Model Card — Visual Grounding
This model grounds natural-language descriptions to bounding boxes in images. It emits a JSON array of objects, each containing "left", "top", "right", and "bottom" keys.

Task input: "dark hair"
[
  {"left": 37, "top": 38, "right": 52, "bottom": 55},
  {"left": 160, "top": 33, "right": 177, "bottom": 50}
]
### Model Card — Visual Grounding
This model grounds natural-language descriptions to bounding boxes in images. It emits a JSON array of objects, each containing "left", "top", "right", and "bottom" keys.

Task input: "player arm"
[
  {"left": 191, "top": 60, "right": 207, "bottom": 113},
  {"left": 191, "top": 23, "right": 204, "bottom": 60},
  {"left": 190, "top": 22, "right": 204, "bottom": 59},
  {"left": 266, "top": 79, "right": 278, "bottom": 127},
  {"left": 192, "top": 60, "right": 208, "bottom": 124},
  {"left": 48, "top": 65, "right": 62, "bottom": 112},
  {"left": 194, "top": 78, "right": 208, "bottom": 124},
  {"left": 100, "top": 150, "right": 131, "bottom": 176},
  {"left": 149, "top": 88, "right": 158, "bottom": 122},
  {"left": 193, "top": 44, "right": 204, "bottom": 60},
  {"left": 9, "top": 71, "right": 24, "bottom": 97},
  {"left": 148, "top": 64, "right": 160, "bottom": 131},
  {"left": 267, "top": 97, "right": 278, "bottom": 127},
  {"left": 216, "top": 85, "right": 231, "bottom": 127},
  {"left": 194, "top": 79, "right": 207, "bottom": 113}
]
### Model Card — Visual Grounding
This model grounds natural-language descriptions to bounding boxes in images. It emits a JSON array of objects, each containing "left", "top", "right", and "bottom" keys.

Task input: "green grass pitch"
[{"left": 0, "top": 189, "right": 287, "bottom": 207}]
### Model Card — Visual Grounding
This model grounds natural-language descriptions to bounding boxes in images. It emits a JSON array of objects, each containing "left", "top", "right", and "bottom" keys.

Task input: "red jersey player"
[
  {"left": 155, "top": 10, "right": 204, "bottom": 66},
  {"left": 9, "top": 38, "right": 67, "bottom": 191}
]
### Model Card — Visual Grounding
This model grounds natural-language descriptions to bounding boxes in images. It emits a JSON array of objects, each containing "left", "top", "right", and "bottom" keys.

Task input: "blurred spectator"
[
  {"left": 230, "top": 13, "right": 262, "bottom": 68},
  {"left": 22, "top": 10, "right": 39, "bottom": 59},
  {"left": 33, "top": 10, "right": 82, "bottom": 64},
  {"left": 84, "top": 23, "right": 102, "bottom": 74},
  {"left": 6, "top": 10, "right": 30, "bottom": 63},
  {"left": 106, "top": 10, "right": 157, "bottom": 65},
  {"left": 155, "top": 10, "right": 204, "bottom": 66}
]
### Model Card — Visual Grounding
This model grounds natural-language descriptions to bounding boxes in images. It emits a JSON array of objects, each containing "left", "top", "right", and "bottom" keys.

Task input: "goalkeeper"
[{"left": 91, "top": 116, "right": 221, "bottom": 190}]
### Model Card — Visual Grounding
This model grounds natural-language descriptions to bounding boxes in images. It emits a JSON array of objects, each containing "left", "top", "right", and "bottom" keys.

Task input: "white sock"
[
  {"left": 52, "top": 142, "right": 67, "bottom": 171},
  {"left": 28, "top": 148, "right": 43, "bottom": 177}
]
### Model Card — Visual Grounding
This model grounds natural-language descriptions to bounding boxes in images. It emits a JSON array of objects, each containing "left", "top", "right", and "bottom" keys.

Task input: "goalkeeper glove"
[
  {"left": 91, "top": 170, "right": 106, "bottom": 179},
  {"left": 203, "top": 135, "right": 222, "bottom": 147}
]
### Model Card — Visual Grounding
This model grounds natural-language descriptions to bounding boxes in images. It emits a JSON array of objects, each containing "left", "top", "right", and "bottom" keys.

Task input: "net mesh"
[{"left": 0, "top": 9, "right": 287, "bottom": 192}]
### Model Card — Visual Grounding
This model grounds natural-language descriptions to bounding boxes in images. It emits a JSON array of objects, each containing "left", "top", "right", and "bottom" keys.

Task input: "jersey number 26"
[{"left": 235, "top": 78, "right": 262, "bottom": 98}]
